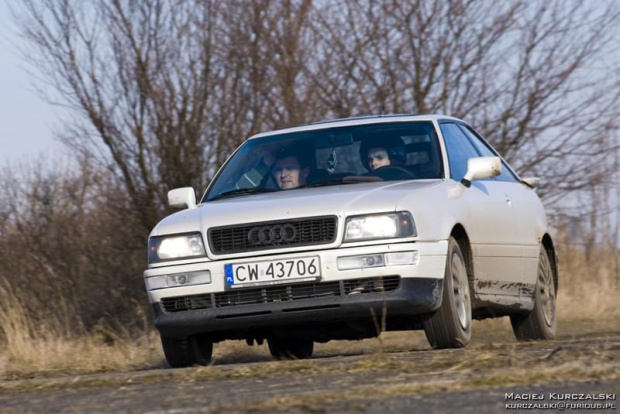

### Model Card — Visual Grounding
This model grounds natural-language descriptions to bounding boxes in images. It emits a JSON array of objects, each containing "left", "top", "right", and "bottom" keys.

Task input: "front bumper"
[
  {"left": 152, "top": 277, "right": 443, "bottom": 340},
  {"left": 145, "top": 241, "right": 448, "bottom": 340}
]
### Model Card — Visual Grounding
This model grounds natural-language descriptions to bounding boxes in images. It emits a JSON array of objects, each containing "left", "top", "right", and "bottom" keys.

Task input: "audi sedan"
[{"left": 144, "top": 114, "right": 558, "bottom": 367}]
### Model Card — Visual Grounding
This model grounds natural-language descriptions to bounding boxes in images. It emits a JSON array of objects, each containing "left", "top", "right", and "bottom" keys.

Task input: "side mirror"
[
  {"left": 522, "top": 177, "right": 540, "bottom": 188},
  {"left": 168, "top": 187, "right": 197, "bottom": 209},
  {"left": 461, "top": 157, "right": 501, "bottom": 188}
]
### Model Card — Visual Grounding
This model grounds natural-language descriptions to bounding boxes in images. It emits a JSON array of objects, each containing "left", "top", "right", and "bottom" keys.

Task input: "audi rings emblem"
[{"left": 248, "top": 224, "right": 297, "bottom": 245}]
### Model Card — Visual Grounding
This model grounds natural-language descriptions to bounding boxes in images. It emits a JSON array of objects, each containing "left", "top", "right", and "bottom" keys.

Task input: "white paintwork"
[
  {"left": 462, "top": 157, "right": 501, "bottom": 183},
  {"left": 146, "top": 114, "right": 554, "bottom": 312},
  {"left": 168, "top": 187, "right": 196, "bottom": 209},
  {"left": 145, "top": 241, "right": 448, "bottom": 303},
  {"left": 463, "top": 180, "right": 523, "bottom": 291}
]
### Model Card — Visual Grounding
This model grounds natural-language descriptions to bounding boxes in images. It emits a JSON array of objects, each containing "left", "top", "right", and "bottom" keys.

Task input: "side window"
[
  {"left": 439, "top": 123, "right": 480, "bottom": 181},
  {"left": 458, "top": 125, "right": 518, "bottom": 183}
]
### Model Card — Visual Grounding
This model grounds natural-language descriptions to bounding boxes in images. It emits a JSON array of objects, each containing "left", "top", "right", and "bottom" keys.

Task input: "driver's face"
[
  {"left": 367, "top": 147, "right": 391, "bottom": 170},
  {"left": 274, "top": 156, "right": 307, "bottom": 189}
]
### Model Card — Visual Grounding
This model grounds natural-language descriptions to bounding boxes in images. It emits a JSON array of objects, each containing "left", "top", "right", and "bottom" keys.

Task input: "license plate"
[{"left": 224, "top": 257, "right": 321, "bottom": 288}]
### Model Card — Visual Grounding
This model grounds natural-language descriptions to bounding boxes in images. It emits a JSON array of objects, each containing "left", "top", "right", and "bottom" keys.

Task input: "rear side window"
[{"left": 439, "top": 123, "right": 480, "bottom": 181}]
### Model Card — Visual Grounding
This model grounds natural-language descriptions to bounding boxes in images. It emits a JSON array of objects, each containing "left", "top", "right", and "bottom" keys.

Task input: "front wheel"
[
  {"left": 267, "top": 337, "right": 314, "bottom": 360},
  {"left": 161, "top": 334, "right": 213, "bottom": 368},
  {"left": 510, "top": 246, "right": 557, "bottom": 341},
  {"left": 423, "top": 237, "right": 472, "bottom": 349}
]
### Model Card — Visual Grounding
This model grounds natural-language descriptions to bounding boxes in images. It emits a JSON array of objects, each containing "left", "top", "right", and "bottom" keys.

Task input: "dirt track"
[{"left": 1, "top": 320, "right": 619, "bottom": 413}]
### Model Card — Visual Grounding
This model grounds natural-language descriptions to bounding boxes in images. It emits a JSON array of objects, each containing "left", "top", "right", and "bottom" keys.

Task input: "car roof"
[{"left": 248, "top": 114, "right": 462, "bottom": 140}]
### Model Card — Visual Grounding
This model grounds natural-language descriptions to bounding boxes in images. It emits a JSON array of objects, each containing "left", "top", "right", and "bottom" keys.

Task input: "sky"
[{"left": 0, "top": 2, "right": 61, "bottom": 168}]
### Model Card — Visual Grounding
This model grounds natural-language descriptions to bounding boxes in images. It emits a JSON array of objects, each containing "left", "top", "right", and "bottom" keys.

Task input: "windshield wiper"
[
  {"left": 305, "top": 176, "right": 382, "bottom": 188},
  {"left": 208, "top": 187, "right": 276, "bottom": 201}
]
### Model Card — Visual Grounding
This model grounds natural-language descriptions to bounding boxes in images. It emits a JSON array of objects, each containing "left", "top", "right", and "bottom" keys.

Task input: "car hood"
[{"left": 152, "top": 180, "right": 444, "bottom": 237}]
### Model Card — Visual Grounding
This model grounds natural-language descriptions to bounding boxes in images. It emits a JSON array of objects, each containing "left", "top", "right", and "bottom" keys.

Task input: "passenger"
[
  {"left": 359, "top": 136, "right": 407, "bottom": 171},
  {"left": 273, "top": 147, "right": 310, "bottom": 190},
  {"left": 366, "top": 146, "right": 392, "bottom": 170}
]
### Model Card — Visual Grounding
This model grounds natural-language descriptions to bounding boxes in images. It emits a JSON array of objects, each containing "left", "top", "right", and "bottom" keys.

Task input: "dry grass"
[
  {"left": 0, "top": 246, "right": 618, "bottom": 380},
  {"left": 0, "top": 329, "right": 162, "bottom": 380},
  {"left": 555, "top": 244, "right": 620, "bottom": 321},
  {"left": 2, "top": 327, "right": 618, "bottom": 395},
  {"left": 0, "top": 285, "right": 163, "bottom": 380}
]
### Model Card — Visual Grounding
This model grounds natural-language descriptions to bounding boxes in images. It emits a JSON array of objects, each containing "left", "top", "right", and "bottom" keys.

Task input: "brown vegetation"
[
  {"left": 0, "top": 241, "right": 617, "bottom": 379},
  {"left": 13, "top": 0, "right": 620, "bottom": 213},
  {"left": 0, "top": 0, "right": 619, "bottom": 379}
]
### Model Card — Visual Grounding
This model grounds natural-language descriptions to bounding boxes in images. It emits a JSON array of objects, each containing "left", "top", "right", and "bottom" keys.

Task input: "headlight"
[
  {"left": 344, "top": 212, "right": 416, "bottom": 242},
  {"left": 148, "top": 233, "right": 206, "bottom": 264}
]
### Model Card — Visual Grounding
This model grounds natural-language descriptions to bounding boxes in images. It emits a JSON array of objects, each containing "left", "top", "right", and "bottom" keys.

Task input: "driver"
[
  {"left": 359, "top": 136, "right": 407, "bottom": 171},
  {"left": 273, "top": 147, "right": 310, "bottom": 190},
  {"left": 367, "top": 147, "right": 391, "bottom": 170}
]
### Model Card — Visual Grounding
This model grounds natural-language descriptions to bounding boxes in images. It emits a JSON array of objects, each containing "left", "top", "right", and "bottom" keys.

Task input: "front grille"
[
  {"left": 160, "top": 276, "right": 400, "bottom": 313},
  {"left": 215, "top": 281, "right": 342, "bottom": 308},
  {"left": 161, "top": 294, "right": 212, "bottom": 313},
  {"left": 208, "top": 216, "right": 338, "bottom": 254},
  {"left": 343, "top": 277, "right": 400, "bottom": 294}
]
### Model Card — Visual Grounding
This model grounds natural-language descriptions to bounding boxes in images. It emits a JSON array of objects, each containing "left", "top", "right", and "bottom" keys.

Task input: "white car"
[{"left": 144, "top": 114, "right": 558, "bottom": 367}]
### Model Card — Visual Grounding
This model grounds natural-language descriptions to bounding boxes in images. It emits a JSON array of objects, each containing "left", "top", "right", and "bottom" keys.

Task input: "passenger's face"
[
  {"left": 275, "top": 156, "right": 308, "bottom": 189},
  {"left": 367, "top": 147, "right": 391, "bottom": 170}
]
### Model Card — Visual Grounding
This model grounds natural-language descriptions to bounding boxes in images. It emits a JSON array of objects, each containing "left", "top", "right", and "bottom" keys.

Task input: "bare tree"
[
  {"left": 15, "top": 0, "right": 320, "bottom": 232},
  {"left": 6, "top": 0, "right": 620, "bottom": 337},
  {"left": 209, "top": 0, "right": 315, "bottom": 164},
  {"left": 0, "top": 157, "right": 145, "bottom": 331},
  {"left": 310, "top": 0, "right": 620, "bottom": 202},
  {"left": 13, "top": 0, "right": 620, "bottom": 215},
  {"left": 4, "top": 0, "right": 321, "bottom": 335}
]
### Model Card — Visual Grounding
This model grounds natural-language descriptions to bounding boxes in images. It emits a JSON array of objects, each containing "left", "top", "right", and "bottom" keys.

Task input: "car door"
[
  {"left": 457, "top": 124, "right": 539, "bottom": 297},
  {"left": 440, "top": 123, "right": 523, "bottom": 299}
]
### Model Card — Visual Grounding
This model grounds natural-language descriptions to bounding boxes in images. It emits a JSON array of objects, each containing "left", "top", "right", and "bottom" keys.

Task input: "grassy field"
[
  {"left": 0, "top": 246, "right": 618, "bottom": 381},
  {"left": 1, "top": 317, "right": 618, "bottom": 414}
]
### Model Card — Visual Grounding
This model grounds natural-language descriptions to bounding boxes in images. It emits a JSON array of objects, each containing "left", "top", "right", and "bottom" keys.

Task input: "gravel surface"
[{"left": 1, "top": 330, "right": 619, "bottom": 413}]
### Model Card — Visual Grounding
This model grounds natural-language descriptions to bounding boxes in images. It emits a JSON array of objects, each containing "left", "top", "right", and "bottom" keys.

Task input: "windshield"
[{"left": 204, "top": 121, "right": 443, "bottom": 202}]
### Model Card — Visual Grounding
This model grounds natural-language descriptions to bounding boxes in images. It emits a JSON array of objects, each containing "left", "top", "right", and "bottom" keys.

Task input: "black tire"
[
  {"left": 510, "top": 246, "right": 557, "bottom": 341},
  {"left": 423, "top": 237, "right": 472, "bottom": 349},
  {"left": 267, "top": 337, "right": 314, "bottom": 360},
  {"left": 161, "top": 334, "right": 213, "bottom": 368}
]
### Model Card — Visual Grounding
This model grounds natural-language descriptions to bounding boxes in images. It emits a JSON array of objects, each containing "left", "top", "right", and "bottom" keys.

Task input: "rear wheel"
[
  {"left": 510, "top": 246, "right": 557, "bottom": 340},
  {"left": 267, "top": 337, "right": 314, "bottom": 360},
  {"left": 161, "top": 334, "right": 213, "bottom": 368},
  {"left": 423, "top": 237, "right": 472, "bottom": 349}
]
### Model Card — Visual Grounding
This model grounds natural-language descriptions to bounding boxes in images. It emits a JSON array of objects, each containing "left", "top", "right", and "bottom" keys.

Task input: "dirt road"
[{"left": 1, "top": 320, "right": 618, "bottom": 413}]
